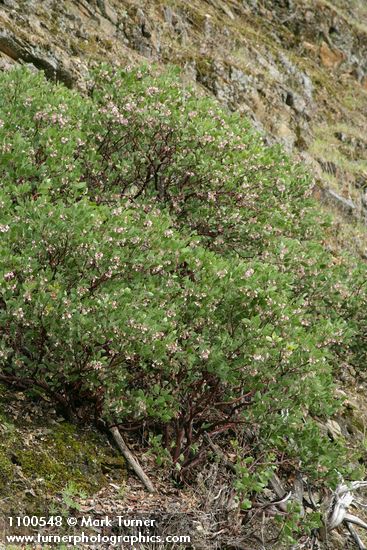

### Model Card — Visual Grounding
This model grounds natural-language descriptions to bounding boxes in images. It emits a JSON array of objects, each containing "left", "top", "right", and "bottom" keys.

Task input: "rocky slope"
[
  {"left": 0, "top": 0, "right": 367, "bottom": 241},
  {"left": 1, "top": 1, "right": 367, "bottom": 548}
]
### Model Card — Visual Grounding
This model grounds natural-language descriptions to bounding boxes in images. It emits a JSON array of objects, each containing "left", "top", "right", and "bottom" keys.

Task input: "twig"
[
  {"left": 307, "top": 482, "right": 318, "bottom": 510},
  {"left": 110, "top": 426, "right": 155, "bottom": 493}
]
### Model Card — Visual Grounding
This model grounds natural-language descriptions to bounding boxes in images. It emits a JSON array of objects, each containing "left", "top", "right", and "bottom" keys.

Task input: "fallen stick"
[
  {"left": 268, "top": 473, "right": 289, "bottom": 513},
  {"left": 110, "top": 426, "right": 155, "bottom": 493},
  {"left": 293, "top": 474, "right": 305, "bottom": 518},
  {"left": 204, "top": 433, "right": 236, "bottom": 473},
  {"left": 344, "top": 513, "right": 367, "bottom": 531},
  {"left": 345, "top": 521, "right": 367, "bottom": 550}
]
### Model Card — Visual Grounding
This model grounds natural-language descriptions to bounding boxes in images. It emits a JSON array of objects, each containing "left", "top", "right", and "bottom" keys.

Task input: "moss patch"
[{"left": 0, "top": 387, "right": 126, "bottom": 514}]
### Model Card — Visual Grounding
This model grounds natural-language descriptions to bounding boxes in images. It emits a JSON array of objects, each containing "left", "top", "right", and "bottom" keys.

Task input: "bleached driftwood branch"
[
  {"left": 265, "top": 476, "right": 367, "bottom": 549},
  {"left": 325, "top": 480, "right": 367, "bottom": 549},
  {"left": 327, "top": 481, "right": 367, "bottom": 530}
]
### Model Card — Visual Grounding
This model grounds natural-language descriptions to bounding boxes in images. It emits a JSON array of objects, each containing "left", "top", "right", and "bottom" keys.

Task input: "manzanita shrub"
[{"left": 0, "top": 66, "right": 365, "bottom": 513}]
